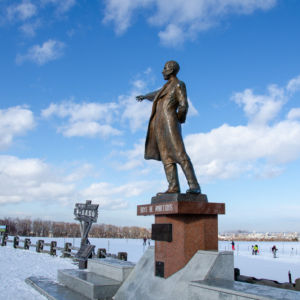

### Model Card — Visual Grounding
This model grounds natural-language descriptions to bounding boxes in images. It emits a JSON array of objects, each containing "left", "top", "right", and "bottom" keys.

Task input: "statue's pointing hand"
[{"left": 136, "top": 95, "right": 145, "bottom": 102}]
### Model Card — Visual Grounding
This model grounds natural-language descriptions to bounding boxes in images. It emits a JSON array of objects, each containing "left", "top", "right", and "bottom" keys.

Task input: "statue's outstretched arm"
[
  {"left": 136, "top": 89, "right": 161, "bottom": 102},
  {"left": 176, "top": 82, "right": 189, "bottom": 123}
]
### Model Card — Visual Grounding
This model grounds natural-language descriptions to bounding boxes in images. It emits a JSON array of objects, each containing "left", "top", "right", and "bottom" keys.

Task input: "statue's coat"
[{"left": 145, "top": 77, "right": 190, "bottom": 165}]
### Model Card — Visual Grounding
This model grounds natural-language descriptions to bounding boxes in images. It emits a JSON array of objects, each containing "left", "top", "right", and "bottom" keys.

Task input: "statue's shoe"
[
  {"left": 156, "top": 190, "right": 180, "bottom": 196},
  {"left": 186, "top": 188, "right": 201, "bottom": 194}
]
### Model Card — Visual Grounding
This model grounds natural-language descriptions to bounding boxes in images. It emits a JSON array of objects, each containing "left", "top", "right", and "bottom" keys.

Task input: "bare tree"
[{"left": 0, "top": 217, "right": 152, "bottom": 239}]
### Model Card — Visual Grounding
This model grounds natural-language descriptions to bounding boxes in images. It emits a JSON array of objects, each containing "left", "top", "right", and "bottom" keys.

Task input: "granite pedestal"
[{"left": 137, "top": 193, "right": 225, "bottom": 278}]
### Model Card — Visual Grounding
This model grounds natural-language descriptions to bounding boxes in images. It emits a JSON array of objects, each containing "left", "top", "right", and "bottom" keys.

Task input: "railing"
[{"left": 0, "top": 234, "right": 127, "bottom": 261}]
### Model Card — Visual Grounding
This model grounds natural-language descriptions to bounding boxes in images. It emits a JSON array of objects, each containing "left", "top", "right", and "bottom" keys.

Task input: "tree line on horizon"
[{"left": 0, "top": 217, "right": 151, "bottom": 239}]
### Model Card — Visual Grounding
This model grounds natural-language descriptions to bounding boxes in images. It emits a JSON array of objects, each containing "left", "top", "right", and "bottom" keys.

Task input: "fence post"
[
  {"left": 1, "top": 233, "right": 7, "bottom": 246},
  {"left": 13, "top": 236, "right": 19, "bottom": 249},
  {"left": 118, "top": 252, "right": 127, "bottom": 261},
  {"left": 61, "top": 242, "right": 72, "bottom": 258},
  {"left": 50, "top": 241, "right": 57, "bottom": 256},
  {"left": 97, "top": 248, "right": 107, "bottom": 258},
  {"left": 24, "top": 238, "right": 31, "bottom": 250},
  {"left": 37, "top": 240, "right": 44, "bottom": 253}
]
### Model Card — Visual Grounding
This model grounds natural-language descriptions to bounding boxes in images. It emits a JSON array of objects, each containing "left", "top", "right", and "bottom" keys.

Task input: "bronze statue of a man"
[{"left": 136, "top": 61, "right": 201, "bottom": 195}]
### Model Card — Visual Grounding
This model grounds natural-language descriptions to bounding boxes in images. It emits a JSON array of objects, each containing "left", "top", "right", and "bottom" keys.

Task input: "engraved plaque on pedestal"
[
  {"left": 151, "top": 224, "right": 172, "bottom": 242},
  {"left": 156, "top": 261, "right": 164, "bottom": 278}
]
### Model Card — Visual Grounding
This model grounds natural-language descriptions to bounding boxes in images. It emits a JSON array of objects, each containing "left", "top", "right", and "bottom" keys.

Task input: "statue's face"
[{"left": 162, "top": 62, "right": 173, "bottom": 80}]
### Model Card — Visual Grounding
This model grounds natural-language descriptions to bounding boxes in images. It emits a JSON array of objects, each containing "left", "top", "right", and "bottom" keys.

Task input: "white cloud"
[
  {"left": 0, "top": 155, "right": 74, "bottom": 205},
  {"left": 103, "top": 0, "right": 277, "bottom": 46},
  {"left": 3, "top": 0, "right": 75, "bottom": 37},
  {"left": 16, "top": 39, "right": 66, "bottom": 65},
  {"left": 42, "top": 99, "right": 119, "bottom": 123},
  {"left": 0, "top": 155, "right": 147, "bottom": 209},
  {"left": 232, "top": 84, "right": 287, "bottom": 126},
  {"left": 188, "top": 98, "right": 198, "bottom": 116},
  {"left": 19, "top": 19, "right": 41, "bottom": 37},
  {"left": 41, "top": 99, "right": 122, "bottom": 138},
  {"left": 41, "top": 70, "right": 198, "bottom": 138},
  {"left": 120, "top": 81, "right": 153, "bottom": 133},
  {"left": 287, "top": 75, "right": 300, "bottom": 94},
  {"left": 103, "top": 0, "right": 152, "bottom": 35},
  {"left": 67, "top": 28, "right": 75, "bottom": 37},
  {"left": 80, "top": 180, "right": 159, "bottom": 209},
  {"left": 6, "top": 1, "right": 37, "bottom": 21},
  {"left": 113, "top": 140, "right": 145, "bottom": 170},
  {"left": 287, "top": 108, "right": 300, "bottom": 120},
  {"left": 63, "top": 163, "right": 95, "bottom": 182},
  {"left": 185, "top": 75, "right": 300, "bottom": 181},
  {"left": 185, "top": 120, "right": 300, "bottom": 181},
  {"left": 157, "top": 24, "right": 184, "bottom": 48},
  {"left": 41, "top": 0, "right": 76, "bottom": 14},
  {"left": 0, "top": 105, "right": 35, "bottom": 150},
  {"left": 59, "top": 122, "right": 122, "bottom": 138}
]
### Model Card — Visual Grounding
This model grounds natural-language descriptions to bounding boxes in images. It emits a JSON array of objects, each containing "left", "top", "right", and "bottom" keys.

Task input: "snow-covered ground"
[
  {"left": 0, "top": 246, "right": 77, "bottom": 300},
  {"left": 220, "top": 240, "right": 300, "bottom": 284},
  {"left": 0, "top": 238, "right": 299, "bottom": 299}
]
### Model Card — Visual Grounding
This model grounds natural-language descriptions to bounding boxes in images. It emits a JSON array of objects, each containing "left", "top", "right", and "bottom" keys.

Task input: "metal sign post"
[
  {"left": 74, "top": 200, "right": 99, "bottom": 246},
  {"left": 74, "top": 200, "right": 99, "bottom": 269}
]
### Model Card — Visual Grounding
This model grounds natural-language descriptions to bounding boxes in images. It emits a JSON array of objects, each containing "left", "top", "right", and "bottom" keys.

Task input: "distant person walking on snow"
[
  {"left": 252, "top": 245, "right": 254, "bottom": 255},
  {"left": 254, "top": 245, "right": 258, "bottom": 255},
  {"left": 272, "top": 245, "right": 278, "bottom": 258},
  {"left": 143, "top": 238, "right": 147, "bottom": 246},
  {"left": 231, "top": 241, "right": 235, "bottom": 250}
]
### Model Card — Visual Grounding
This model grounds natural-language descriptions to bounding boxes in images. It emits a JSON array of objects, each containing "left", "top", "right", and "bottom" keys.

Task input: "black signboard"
[
  {"left": 74, "top": 200, "right": 99, "bottom": 223},
  {"left": 151, "top": 224, "right": 172, "bottom": 242},
  {"left": 156, "top": 261, "right": 164, "bottom": 278},
  {"left": 75, "top": 244, "right": 95, "bottom": 261}
]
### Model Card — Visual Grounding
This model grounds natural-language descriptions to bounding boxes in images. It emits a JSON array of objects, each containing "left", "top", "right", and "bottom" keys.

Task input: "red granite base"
[
  {"left": 137, "top": 196, "right": 225, "bottom": 279},
  {"left": 155, "top": 214, "right": 219, "bottom": 278}
]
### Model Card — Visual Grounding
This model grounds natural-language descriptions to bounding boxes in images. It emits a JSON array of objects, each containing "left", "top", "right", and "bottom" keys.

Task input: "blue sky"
[{"left": 1, "top": 0, "right": 300, "bottom": 232}]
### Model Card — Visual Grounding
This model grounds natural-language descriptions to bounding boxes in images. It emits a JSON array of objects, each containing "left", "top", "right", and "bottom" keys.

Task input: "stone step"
[
  {"left": 87, "top": 258, "right": 135, "bottom": 282},
  {"left": 58, "top": 269, "right": 121, "bottom": 300},
  {"left": 26, "top": 276, "right": 90, "bottom": 300},
  {"left": 188, "top": 279, "right": 300, "bottom": 300}
]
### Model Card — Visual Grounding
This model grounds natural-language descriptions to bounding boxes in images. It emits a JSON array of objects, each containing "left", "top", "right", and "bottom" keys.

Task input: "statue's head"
[{"left": 162, "top": 61, "right": 180, "bottom": 79}]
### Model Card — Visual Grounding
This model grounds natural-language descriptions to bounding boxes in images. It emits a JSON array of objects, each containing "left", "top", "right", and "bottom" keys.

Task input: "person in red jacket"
[{"left": 231, "top": 241, "right": 235, "bottom": 250}]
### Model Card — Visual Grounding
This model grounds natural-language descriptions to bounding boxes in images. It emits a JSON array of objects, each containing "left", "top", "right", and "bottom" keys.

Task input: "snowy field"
[
  {"left": 0, "top": 238, "right": 299, "bottom": 300},
  {"left": 219, "top": 240, "right": 300, "bottom": 284}
]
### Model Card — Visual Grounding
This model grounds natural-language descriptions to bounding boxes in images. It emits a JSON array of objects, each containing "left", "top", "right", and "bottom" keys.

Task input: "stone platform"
[
  {"left": 88, "top": 258, "right": 135, "bottom": 282},
  {"left": 151, "top": 193, "right": 208, "bottom": 204},
  {"left": 57, "top": 269, "right": 121, "bottom": 300},
  {"left": 188, "top": 279, "right": 300, "bottom": 300},
  {"left": 26, "top": 258, "right": 135, "bottom": 300},
  {"left": 26, "top": 246, "right": 300, "bottom": 300},
  {"left": 114, "top": 246, "right": 234, "bottom": 300},
  {"left": 26, "top": 276, "right": 90, "bottom": 300}
]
